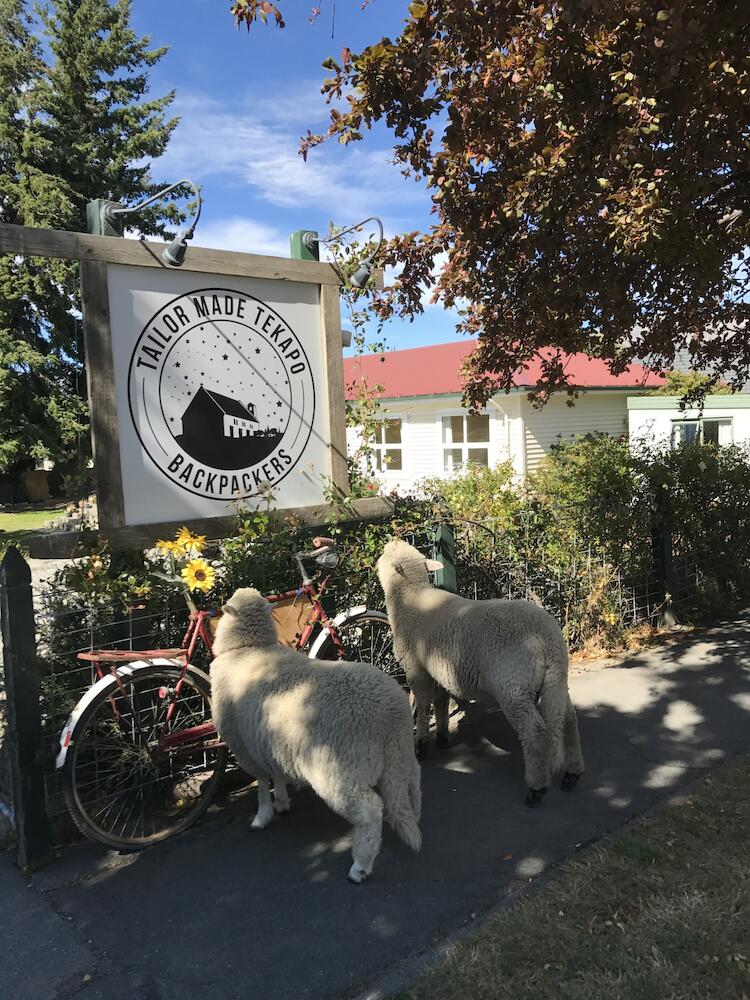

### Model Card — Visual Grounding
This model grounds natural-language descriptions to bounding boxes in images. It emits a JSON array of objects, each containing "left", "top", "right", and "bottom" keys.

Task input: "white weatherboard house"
[
  {"left": 343, "top": 340, "right": 665, "bottom": 488},
  {"left": 628, "top": 395, "right": 750, "bottom": 449}
]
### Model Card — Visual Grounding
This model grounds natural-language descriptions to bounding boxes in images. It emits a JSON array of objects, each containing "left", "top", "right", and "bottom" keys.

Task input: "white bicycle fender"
[
  {"left": 307, "top": 606, "right": 381, "bottom": 659},
  {"left": 55, "top": 658, "right": 184, "bottom": 770}
]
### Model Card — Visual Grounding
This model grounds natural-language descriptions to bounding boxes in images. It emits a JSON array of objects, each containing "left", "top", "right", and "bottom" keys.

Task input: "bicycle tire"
[
  {"left": 312, "top": 610, "right": 407, "bottom": 688},
  {"left": 63, "top": 662, "right": 227, "bottom": 851}
]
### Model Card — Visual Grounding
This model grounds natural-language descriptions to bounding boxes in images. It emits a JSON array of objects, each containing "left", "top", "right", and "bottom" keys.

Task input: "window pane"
[
  {"left": 468, "top": 448, "right": 489, "bottom": 466},
  {"left": 372, "top": 421, "right": 384, "bottom": 445},
  {"left": 383, "top": 448, "right": 402, "bottom": 470},
  {"left": 467, "top": 413, "right": 489, "bottom": 443},
  {"left": 384, "top": 419, "right": 401, "bottom": 444},
  {"left": 672, "top": 421, "right": 698, "bottom": 446},
  {"left": 375, "top": 450, "right": 383, "bottom": 471},
  {"left": 702, "top": 420, "right": 720, "bottom": 445},
  {"left": 442, "top": 416, "right": 464, "bottom": 444},
  {"left": 444, "top": 448, "right": 463, "bottom": 472},
  {"left": 703, "top": 419, "right": 732, "bottom": 446}
]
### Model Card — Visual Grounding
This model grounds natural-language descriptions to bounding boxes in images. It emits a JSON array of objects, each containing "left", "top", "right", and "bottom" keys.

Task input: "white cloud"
[
  {"left": 192, "top": 216, "right": 289, "bottom": 257},
  {"left": 156, "top": 90, "right": 422, "bottom": 221}
]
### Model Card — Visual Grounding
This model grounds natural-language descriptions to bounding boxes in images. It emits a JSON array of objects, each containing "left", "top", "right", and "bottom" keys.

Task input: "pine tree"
[
  {"left": 0, "top": 0, "right": 178, "bottom": 478},
  {"left": 0, "top": 0, "right": 55, "bottom": 477}
]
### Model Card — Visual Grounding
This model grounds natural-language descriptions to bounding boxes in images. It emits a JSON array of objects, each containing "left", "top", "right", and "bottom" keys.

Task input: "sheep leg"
[
  {"left": 272, "top": 772, "right": 291, "bottom": 814},
  {"left": 561, "top": 696, "right": 585, "bottom": 791},
  {"left": 409, "top": 668, "right": 436, "bottom": 759},
  {"left": 251, "top": 773, "right": 275, "bottom": 830},
  {"left": 342, "top": 788, "right": 384, "bottom": 885},
  {"left": 497, "top": 696, "right": 552, "bottom": 806},
  {"left": 434, "top": 685, "right": 450, "bottom": 749}
]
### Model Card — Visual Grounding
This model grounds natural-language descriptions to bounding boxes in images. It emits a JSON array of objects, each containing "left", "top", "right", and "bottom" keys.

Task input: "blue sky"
[{"left": 129, "top": 0, "right": 462, "bottom": 352}]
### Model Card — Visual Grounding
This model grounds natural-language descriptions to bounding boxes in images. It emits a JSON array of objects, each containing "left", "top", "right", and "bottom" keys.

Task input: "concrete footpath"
[{"left": 3, "top": 617, "right": 750, "bottom": 1000}]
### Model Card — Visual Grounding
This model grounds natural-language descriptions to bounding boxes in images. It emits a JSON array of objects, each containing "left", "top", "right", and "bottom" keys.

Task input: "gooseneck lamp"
[
  {"left": 302, "top": 217, "right": 384, "bottom": 288},
  {"left": 99, "top": 179, "right": 202, "bottom": 267}
]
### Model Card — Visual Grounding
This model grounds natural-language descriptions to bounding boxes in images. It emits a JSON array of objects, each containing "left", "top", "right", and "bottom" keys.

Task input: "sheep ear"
[
  {"left": 222, "top": 604, "right": 237, "bottom": 617},
  {"left": 424, "top": 558, "right": 444, "bottom": 572}
]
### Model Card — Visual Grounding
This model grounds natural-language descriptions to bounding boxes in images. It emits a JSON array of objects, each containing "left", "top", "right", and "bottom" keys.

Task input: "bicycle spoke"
[{"left": 67, "top": 668, "right": 225, "bottom": 849}]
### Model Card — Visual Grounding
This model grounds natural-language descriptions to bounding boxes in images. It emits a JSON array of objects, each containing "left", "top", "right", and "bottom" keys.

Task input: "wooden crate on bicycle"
[{"left": 271, "top": 593, "right": 315, "bottom": 647}]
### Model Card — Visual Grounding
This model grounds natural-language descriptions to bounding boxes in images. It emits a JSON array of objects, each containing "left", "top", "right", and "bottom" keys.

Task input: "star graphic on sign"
[
  {"left": 175, "top": 362, "right": 180, "bottom": 368},
  {"left": 222, "top": 354, "right": 228, "bottom": 361},
  {"left": 276, "top": 401, "right": 283, "bottom": 408},
  {"left": 255, "top": 348, "right": 261, "bottom": 354}
]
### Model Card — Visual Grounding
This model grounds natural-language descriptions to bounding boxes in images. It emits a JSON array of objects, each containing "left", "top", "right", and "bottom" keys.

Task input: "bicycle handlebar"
[{"left": 297, "top": 537, "right": 338, "bottom": 561}]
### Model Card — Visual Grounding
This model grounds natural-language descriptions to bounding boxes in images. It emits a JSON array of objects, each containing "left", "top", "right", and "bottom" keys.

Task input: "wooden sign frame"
[{"left": 0, "top": 223, "right": 389, "bottom": 555}]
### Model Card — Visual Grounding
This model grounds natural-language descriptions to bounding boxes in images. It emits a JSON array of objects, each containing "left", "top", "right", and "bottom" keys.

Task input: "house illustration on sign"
[
  {"left": 182, "top": 385, "right": 258, "bottom": 439},
  {"left": 174, "top": 385, "right": 283, "bottom": 470}
]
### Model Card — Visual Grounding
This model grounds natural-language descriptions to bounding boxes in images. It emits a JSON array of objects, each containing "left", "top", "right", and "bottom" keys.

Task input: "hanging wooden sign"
[{"left": 0, "top": 223, "right": 371, "bottom": 549}]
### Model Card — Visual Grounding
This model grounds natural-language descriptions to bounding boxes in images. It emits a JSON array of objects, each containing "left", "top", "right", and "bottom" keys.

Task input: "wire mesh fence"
[
  {"left": 34, "top": 591, "right": 192, "bottom": 820},
  {"left": 441, "top": 510, "right": 714, "bottom": 651}
]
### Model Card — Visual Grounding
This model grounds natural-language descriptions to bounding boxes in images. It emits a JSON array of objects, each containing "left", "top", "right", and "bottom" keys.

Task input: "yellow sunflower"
[
  {"left": 175, "top": 527, "right": 206, "bottom": 555},
  {"left": 181, "top": 558, "right": 215, "bottom": 593},
  {"left": 156, "top": 539, "right": 181, "bottom": 555}
]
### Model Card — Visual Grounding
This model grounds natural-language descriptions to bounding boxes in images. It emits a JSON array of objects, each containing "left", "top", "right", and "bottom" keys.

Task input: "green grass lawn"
[
  {"left": 400, "top": 755, "right": 750, "bottom": 1000},
  {"left": 0, "top": 503, "right": 67, "bottom": 554}
]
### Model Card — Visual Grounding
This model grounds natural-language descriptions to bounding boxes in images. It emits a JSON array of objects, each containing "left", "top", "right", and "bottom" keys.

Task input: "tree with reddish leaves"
[{"left": 232, "top": 1, "right": 750, "bottom": 405}]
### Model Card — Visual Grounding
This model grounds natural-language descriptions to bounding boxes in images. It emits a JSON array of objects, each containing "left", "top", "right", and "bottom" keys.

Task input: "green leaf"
[
  {"left": 656, "top": 10, "right": 670, "bottom": 21},
  {"left": 409, "top": 1, "right": 428, "bottom": 18}
]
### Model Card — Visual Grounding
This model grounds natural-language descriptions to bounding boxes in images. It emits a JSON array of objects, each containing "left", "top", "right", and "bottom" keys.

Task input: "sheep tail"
[
  {"left": 380, "top": 736, "right": 422, "bottom": 853},
  {"left": 537, "top": 659, "right": 568, "bottom": 775}
]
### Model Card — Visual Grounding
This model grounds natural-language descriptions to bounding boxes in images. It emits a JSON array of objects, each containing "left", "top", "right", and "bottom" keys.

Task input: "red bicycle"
[{"left": 57, "top": 537, "right": 399, "bottom": 851}]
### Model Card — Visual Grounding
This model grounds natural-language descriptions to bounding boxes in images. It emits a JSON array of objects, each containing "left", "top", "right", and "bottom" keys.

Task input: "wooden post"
[
  {"left": 0, "top": 546, "right": 51, "bottom": 869},
  {"left": 432, "top": 524, "right": 458, "bottom": 594},
  {"left": 320, "top": 283, "right": 350, "bottom": 497},
  {"left": 80, "top": 259, "right": 126, "bottom": 529}
]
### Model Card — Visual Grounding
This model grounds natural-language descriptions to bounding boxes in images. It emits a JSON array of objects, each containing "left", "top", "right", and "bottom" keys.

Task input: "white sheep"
[
  {"left": 211, "top": 587, "right": 422, "bottom": 883},
  {"left": 376, "top": 539, "right": 584, "bottom": 807}
]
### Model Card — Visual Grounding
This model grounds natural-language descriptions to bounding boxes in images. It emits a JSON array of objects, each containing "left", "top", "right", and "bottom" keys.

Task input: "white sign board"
[{"left": 107, "top": 264, "right": 333, "bottom": 526}]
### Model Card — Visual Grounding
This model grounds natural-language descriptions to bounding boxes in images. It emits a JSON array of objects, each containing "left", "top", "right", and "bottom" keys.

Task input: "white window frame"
[
  {"left": 670, "top": 416, "right": 733, "bottom": 448},
  {"left": 438, "top": 409, "right": 493, "bottom": 473},
  {"left": 370, "top": 414, "right": 405, "bottom": 476}
]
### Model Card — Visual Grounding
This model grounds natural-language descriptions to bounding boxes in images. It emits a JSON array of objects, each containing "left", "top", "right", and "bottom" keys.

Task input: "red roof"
[{"left": 343, "top": 340, "right": 664, "bottom": 400}]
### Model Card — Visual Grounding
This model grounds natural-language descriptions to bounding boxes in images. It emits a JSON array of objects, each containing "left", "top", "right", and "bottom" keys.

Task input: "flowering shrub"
[{"left": 38, "top": 433, "right": 750, "bottom": 668}]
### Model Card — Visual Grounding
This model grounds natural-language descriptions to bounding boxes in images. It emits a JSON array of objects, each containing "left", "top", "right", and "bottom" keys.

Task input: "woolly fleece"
[
  {"left": 376, "top": 539, "right": 584, "bottom": 802},
  {"left": 211, "top": 587, "right": 422, "bottom": 882}
]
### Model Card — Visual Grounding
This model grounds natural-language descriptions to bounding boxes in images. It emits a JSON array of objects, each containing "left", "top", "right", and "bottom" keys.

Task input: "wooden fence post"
[
  {"left": 432, "top": 523, "right": 458, "bottom": 594},
  {"left": 0, "top": 546, "right": 51, "bottom": 869}
]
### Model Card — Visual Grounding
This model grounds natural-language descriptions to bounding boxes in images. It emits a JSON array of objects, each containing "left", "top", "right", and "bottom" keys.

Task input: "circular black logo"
[{"left": 127, "top": 288, "right": 316, "bottom": 501}]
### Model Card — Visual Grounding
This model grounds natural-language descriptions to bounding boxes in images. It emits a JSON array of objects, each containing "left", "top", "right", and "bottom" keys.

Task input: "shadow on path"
[{"left": 15, "top": 615, "right": 750, "bottom": 1000}]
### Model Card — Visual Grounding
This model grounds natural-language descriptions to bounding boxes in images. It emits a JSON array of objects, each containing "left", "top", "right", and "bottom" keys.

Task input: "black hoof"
[
  {"left": 561, "top": 771, "right": 582, "bottom": 792},
  {"left": 436, "top": 733, "right": 450, "bottom": 750},
  {"left": 415, "top": 740, "right": 428, "bottom": 761},
  {"left": 525, "top": 786, "right": 547, "bottom": 808}
]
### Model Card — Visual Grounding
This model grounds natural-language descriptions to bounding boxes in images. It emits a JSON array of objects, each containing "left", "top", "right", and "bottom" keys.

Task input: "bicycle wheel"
[
  {"left": 313, "top": 611, "right": 407, "bottom": 688},
  {"left": 63, "top": 662, "right": 227, "bottom": 851}
]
